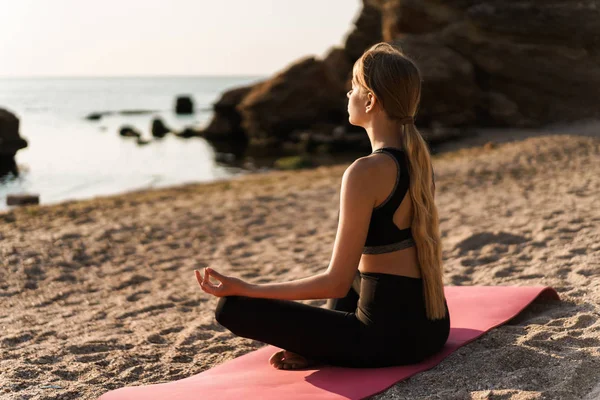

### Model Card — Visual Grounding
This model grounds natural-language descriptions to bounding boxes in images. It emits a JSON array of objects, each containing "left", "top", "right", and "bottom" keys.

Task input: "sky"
[{"left": 0, "top": 0, "right": 361, "bottom": 77}]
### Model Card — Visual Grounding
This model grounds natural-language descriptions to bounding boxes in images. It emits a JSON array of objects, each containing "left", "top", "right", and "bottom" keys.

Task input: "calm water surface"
[{"left": 0, "top": 75, "right": 264, "bottom": 210}]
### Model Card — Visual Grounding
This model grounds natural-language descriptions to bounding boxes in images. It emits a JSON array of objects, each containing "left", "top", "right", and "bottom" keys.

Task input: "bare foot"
[{"left": 269, "top": 350, "right": 318, "bottom": 370}]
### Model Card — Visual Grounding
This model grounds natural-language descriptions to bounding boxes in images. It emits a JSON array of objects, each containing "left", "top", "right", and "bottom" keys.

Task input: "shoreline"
[
  {"left": 1, "top": 128, "right": 599, "bottom": 399},
  {"left": 4, "top": 118, "right": 599, "bottom": 216}
]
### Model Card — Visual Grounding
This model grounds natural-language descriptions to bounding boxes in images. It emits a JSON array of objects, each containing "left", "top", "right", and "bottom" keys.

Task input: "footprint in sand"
[
  {"left": 496, "top": 346, "right": 553, "bottom": 372},
  {"left": 54, "top": 273, "right": 77, "bottom": 283},
  {"left": 179, "top": 330, "right": 216, "bottom": 346},
  {"left": 546, "top": 313, "right": 597, "bottom": 329},
  {"left": 171, "top": 354, "right": 194, "bottom": 363},
  {"left": 116, "top": 303, "right": 175, "bottom": 319},
  {"left": 36, "top": 290, "right": 75, "bottom": 307},
  {"left": 34, "top": 330, "right": 57, "bottom": 343},
  {"left": 75, "top": 354, "right": 107, "bottom": 363},
  {"left": 147, "top": 334, "right": 167, "bottom": 344},
  {"left": 67, "top": 340, "right": 133, "bottom": 355},
  {"left": 569, "top": 247, "right": 588, "bottom": 255},
  {"left": 126, "top": 290, "right": 150, "bottom": 302},
  {"left": 160, "top": 326, "right": 184, "bottom": 335},
  {"left": 53, "top": 368, "right": 81, "bottom": 381},
  {"left": 114, "top": 274, "right": 151, "bottom": 290},
  {"left": 494, "top": 265, "right": 523, "bottom": 278},
  {"left": 11, "top": 369, "right": 41, "bottom": 380},
  {"left": 2, "top": 332, "right": 35, "bottom": 347},
  {"left": 29, "top": 354, "right": 61, "bottom": 365},
  {"left": 455, "top": 232, "right": 529, "bottom": 255},
  {"left": 524, "top": 331, "right": 600, "bottom": 350},
  {"left": 576, "top": 268, "right": 599, "bottom": 277}
]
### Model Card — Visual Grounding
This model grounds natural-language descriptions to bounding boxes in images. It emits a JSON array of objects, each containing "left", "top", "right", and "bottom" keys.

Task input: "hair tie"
[{"left": 398, "top": 116, "right": 414, "bottom": 125}]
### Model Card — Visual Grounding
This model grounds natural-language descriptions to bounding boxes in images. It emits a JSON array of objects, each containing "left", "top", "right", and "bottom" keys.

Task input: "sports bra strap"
[{"left": 371, "top": 148, "right": 409, "bottom": 212}]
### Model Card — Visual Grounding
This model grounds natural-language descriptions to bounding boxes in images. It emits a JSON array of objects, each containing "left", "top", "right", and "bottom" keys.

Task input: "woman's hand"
[{"left": 194, "top": 268, "right": 249, "bottom": 297}]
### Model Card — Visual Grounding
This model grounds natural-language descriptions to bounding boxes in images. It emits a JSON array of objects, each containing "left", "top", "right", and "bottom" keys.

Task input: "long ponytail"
[{"left": 403, "top": 123, "right": 446, "bottom": 320}]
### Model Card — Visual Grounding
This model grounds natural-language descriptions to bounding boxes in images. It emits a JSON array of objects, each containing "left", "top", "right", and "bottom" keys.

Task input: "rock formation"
[
  {"left": 198, "top": 0, "right": 600, "bottom": 153},
  {"left": 0, "top": 108, "right": 28, "bottom": 176},
  {"left": 151, "top": 117, "right": 171, "bottom": 138},
  {"left": 119, "top": 126, "right": 142, "bottom": 138},
  {"left": 175, "top": 96, "right": 194, "bottom": 115}
]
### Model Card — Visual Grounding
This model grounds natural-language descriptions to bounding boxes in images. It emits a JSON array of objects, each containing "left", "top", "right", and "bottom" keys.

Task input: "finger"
[
  {"left": 194, "top": 270, "right": 203, "bottom": 287},
  {"left": 204, "top": 267, "right": 210, "bottom": 285},
  {"left": 199, "top": 280, "right": 213, "bottom": 294},
  {"left": 207, "top": 268, "right": 225, "bottom": 282}
]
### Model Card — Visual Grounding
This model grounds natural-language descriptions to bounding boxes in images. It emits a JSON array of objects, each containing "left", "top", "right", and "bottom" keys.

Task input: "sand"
[{"left": 1, "top": 128, "right": 599, "bottom": 400}]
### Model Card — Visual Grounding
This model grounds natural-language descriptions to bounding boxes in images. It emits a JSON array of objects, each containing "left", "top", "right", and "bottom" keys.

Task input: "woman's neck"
[{"left": 365, "top": 117, "right": 404, "bottom": 152}]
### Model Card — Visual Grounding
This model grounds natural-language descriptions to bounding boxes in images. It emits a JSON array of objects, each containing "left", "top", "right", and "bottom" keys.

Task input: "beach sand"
[{"left": 1, "top": 129, "right": 599, "bottom": 399}]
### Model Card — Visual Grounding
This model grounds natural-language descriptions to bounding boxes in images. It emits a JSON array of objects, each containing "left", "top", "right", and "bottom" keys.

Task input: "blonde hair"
[{"left": 354, "top": 42, "right": 446, "bottom": 320}]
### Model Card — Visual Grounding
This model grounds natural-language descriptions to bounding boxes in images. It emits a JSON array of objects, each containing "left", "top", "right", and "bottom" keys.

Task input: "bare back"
[{"left": 358, "top": 149, "right": 422, "bottom": 278}]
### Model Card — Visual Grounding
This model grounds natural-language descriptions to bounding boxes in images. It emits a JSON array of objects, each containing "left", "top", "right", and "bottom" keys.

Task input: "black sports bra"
[{"left": 363, "top": 147, "right": 416, "bottom": 254}]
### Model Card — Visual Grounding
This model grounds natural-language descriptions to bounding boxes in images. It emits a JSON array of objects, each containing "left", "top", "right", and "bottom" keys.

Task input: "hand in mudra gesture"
[{"left": 195, "top": 268, "right": 248, "bottom": 297}]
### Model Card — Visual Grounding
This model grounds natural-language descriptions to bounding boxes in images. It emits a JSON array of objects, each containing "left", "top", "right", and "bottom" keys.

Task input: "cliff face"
[
  {"left": 382, "top": 0, "right": 600, "bottom": 127},
  {"left": 203, "top": 0, "right": 600, "bottom": 146}
]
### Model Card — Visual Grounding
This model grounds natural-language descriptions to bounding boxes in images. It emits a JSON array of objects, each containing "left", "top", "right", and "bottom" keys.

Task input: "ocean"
[{"left": 0, "top": 75, "right": 264, "bottom": 211}]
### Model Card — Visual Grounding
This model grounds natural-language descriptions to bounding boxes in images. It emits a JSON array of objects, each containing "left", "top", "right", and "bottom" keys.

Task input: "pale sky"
[{"left": 0, "top": 0, "right": 361, "bottom": 77}]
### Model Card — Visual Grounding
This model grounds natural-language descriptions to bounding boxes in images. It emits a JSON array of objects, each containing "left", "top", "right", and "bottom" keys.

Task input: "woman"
[{"left": 195, "top": 42, "right": 450, "bottom": 370}]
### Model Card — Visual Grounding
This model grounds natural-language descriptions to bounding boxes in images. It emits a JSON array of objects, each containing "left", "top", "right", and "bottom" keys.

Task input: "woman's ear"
[{"left": 365, "top": 92, "right": 377, "bottom": 113}]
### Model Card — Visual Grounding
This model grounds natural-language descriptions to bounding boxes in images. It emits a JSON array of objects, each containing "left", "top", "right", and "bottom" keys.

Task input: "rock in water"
[
  {"left": 0, "top": 108, "right": 28, "bottom": 157},
  {"left": 175, "top": 96, "right": 194, "bottom": 115},
  {"left": 151, "top": 117, "right": 171, "bottom": 138},
  {"left": 0, "top": 108, "right": 28, "bottom": 176},
  {"left": 119, "top": 126, "right": 141, "bottom": 138}
]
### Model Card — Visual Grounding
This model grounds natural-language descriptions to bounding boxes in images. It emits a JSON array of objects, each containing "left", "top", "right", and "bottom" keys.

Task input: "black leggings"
[{"left": 214, "top": 271, "right": 450, "bottom": 368}]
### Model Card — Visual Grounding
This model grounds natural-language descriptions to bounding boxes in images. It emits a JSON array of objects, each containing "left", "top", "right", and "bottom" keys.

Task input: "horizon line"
[{"left": 0, "top": 73, "right": 269, "bottom": 79}]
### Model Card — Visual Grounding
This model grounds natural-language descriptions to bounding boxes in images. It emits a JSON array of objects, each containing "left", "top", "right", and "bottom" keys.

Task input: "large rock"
[
  {"left": 238, "top": 57, "right": 347, "bottom": 143},
  {"left": 322, "top": 47, "right": 353, "bottom": 85},
  {"left": 344, "top": 0, "right": 384, "bottom": 61},
  {"left": 201, "top": 85, "right": 255, "bottom": 142},
  {"left": 0, "top": 108, "right": 28, "bottom": 157},
  {"left": 196, "top": 0, "right": 600, "bottom": 154},
  {"left": 384, "top": 0, "right": 600, "bottom": 126},
  {"left": 392, "top": 35, "right": 482, "bottom": 126}
]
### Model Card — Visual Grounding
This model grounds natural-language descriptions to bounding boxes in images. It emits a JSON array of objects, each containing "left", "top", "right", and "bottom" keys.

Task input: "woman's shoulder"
[
  {"left": 342, "top": 154, "right": 394, "bottom": 188},
  {"left": 345, "top": 154, "right": 381, "bottom": 176}
]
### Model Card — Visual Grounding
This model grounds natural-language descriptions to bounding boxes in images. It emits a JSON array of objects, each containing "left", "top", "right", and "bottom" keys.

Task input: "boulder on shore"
[
  {"left": 7, "top": 193, "right": 39, "bottom": 206},
  {"left": 201, "top": 85, "right": 255, "bottom": 142},
  {"left": 238, "top": 57, "right": 347, "bottom": 143}
]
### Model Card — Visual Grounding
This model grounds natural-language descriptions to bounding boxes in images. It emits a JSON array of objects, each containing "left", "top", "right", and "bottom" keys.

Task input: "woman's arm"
[
  {"left": 242, "top": 272, "right": 335, "bottom": 300},
  {"left": 238, "top": 157, "right": 375, "bottom": 300}
]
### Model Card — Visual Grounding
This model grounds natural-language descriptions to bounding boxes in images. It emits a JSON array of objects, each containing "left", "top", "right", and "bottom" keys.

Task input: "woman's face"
[{"left": 346, "top": 76, "right": 370, "bottom": 127}]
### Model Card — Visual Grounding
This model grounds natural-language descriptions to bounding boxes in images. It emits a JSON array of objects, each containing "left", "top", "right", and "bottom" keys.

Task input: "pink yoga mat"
[{"left": 99, "top": 286, "right": 559, "bottom": 400}]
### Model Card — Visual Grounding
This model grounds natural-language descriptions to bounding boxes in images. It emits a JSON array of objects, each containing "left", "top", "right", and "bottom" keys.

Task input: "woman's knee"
[{"left": 214, "top": 295, "right": 243, "bottom": 328}]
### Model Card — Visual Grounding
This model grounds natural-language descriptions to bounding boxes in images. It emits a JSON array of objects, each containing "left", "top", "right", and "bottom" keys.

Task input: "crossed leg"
[{"left": 216, "top": 271, "right": 363, "bottom": 369}]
